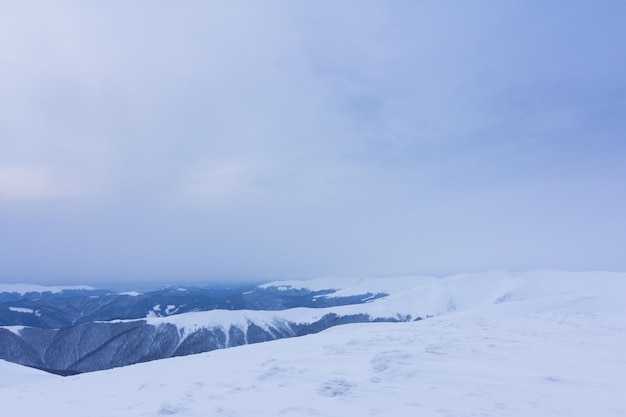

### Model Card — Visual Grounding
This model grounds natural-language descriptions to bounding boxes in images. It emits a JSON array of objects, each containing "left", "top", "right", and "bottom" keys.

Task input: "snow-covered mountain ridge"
[
  {"left": 0, "top": 281, "right": 380, "bottom": 328},
  {"left": 0, "top": 283, "right": 98, "bottom": 295},
  {"left": 1, "top": 270, "right": 624, "bottom": 374},
  {"left": 1, "top": 269, "right": 625, "bottom": 416},
  {"left": 259, "top": 269, "right": 626, "bottom": 316}
]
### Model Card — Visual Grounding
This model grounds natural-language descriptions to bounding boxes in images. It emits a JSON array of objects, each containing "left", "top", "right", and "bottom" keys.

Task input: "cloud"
[
  {"left": 0, "top": 166, "right": 86, "bottom": 201},
  {"left": 0, "top": 166, "right": 53, "bottom": 200},
  {"left": 0, "top": 1, "right": 625, "bottom": 283}
]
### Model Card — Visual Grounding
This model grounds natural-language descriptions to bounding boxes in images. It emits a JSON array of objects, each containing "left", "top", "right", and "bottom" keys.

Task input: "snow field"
[
  {"left": 0, "top": 360, "right": 60, "bottom": 389},
  {"left": 1, "top": 271, "right": 625, "bottom": 416}
]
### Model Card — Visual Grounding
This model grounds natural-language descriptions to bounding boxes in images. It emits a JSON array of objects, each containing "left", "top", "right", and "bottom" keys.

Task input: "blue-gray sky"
[{"left": 1, "top": 1, "right": 625, "bottom": 286}]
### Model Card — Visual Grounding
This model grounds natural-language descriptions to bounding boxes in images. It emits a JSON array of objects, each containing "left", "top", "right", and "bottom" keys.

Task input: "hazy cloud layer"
[{"left": 1, "top": 1, "right": 625, "bottom": 285}]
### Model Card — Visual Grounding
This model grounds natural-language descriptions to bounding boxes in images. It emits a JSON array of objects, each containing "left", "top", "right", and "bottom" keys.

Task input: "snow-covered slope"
[
  {"left": 0, "top": 359, "right": 60, "bottom": 389},
  {"left": 3, "top": 270, "right": 626, "bottom": 374},
  {"left": 0, "top": 283, "right": 97, "bottom": 295},
  {"left": 263, "top": 269, "right": 626, "bottom": 310},
  {"left": 154, "top": 269, "right": 626, "bottom": 328},
  {"left": 1, "top": 270, "right": 625, "bottom": 416}
]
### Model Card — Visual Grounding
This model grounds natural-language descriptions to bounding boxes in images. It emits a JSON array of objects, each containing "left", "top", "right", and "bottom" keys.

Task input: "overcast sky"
[{"left": 1, "top": 1, "right": 625, "bottom": 286}]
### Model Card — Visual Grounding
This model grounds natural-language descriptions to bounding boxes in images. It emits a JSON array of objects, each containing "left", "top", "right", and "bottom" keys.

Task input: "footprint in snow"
[
  {"left": 318, "top": 378, "right": 355, "bottom": 397},
  {"left": 157, "top": 402, "right": 187, "bottom": 415}
]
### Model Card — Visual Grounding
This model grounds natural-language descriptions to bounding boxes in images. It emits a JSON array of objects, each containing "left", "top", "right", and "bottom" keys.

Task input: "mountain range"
[
  {"left": 1, "top": 271, "right": 624, "bottom": 375},
  {"left": 1, "top": 270, "right": 625, "bottom": 416}
]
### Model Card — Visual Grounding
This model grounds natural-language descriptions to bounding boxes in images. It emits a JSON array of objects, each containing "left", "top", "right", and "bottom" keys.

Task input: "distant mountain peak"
[{"left": 0, "top": 283, "right": 98, "bottom": 295}]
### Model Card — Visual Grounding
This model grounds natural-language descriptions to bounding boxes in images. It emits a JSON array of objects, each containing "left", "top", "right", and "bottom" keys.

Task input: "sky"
[{"left": 1, "top": 1, "right": 625, "bottom": 286}]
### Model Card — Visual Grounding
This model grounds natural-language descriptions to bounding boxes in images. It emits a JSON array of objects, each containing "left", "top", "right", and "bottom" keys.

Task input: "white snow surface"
[
  {"left": 147, "top": 270, "right": 626, "bottom": 336},
  {"left": 0, "top": 360, "right": 59, "bottom": 389},
  {"left": 3, "top": 325, "right": 26, "bottom": 335},
  {"left": 0, "top": 283, "right": 96, "bottom": 295},
  {"left": 259, "top": 274, "right": 434, "bottom": 298},
  {"left": 8, "top": 306, "right": 35, "bottom": 313},
  {"left": 1, "top": 270, "right": 626, "bottom": 416},
  {"left": 117, "top": 291, "right": 143, "bottom": 296}
]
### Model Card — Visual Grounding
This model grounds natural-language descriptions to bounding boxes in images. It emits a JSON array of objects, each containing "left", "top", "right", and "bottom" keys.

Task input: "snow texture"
[
  {"left": 0, "top": 283, "right": 96, "bottom": 295},
  {"left": 0, "top": 270, "right": 625, "bottom": 416},
  {"left": 8, "top": 307, "right": 35, "bottom": 314},
  {"left": 0, "top": 359, "right": 59, "bottom": 388}
]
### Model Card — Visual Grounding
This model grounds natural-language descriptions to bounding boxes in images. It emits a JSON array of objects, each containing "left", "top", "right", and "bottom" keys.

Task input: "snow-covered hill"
[
  {"left": 262, "top": 269, "right": 626, "bottom": 316},
  {"left": 2, "top": 270, "right": 625, "bottom": 374},
  {"left": 0, "top": 283, "right": 97, "bottom": 295},
  {"left": 0, "top": 359, "right": 59, "bottom": 389},
  {"left": 0, "top": 281, "right": 380, "bottom": 328},
  {"left": 1, "top": 270, "right": 625, "bottom": 416}
]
